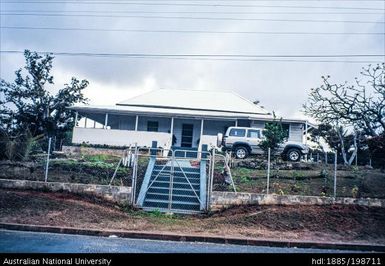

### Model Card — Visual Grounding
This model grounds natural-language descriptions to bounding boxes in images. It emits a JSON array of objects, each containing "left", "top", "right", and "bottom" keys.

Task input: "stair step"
[
  {"left": 146, "top": 192, "right": 199, "bottom": 199},
  {"left": 151, "top": 173, "right": 200, "bottom": 179},
  {"left": 144, "top": 198, "right": 200, "bottom": 206},
  {"left": 145, "top": 194, "right": 201, "bottom": 203},
  {"left": 150, "top": 176, "right": 200, "bottom": 184},
  {"left": 148, "top": 187, "right": 199, "bottom": 196},
  {"left": 152, "top": 169, "right": 200, "bottom": 175},
  {"left": 141, "top": 207, "right": 202, "bottom": 214},
  {"left": 153, "top": 166, "right": 200, "bottom": 173},
  {"left": 143, "top": 201, "right": 201, "bottom": 211},
  {"left": 149, "top": 181, "right": 200, "bottom": 190},
  {"left": 151, "top": 174, "right": 200, "bottom": 180}
]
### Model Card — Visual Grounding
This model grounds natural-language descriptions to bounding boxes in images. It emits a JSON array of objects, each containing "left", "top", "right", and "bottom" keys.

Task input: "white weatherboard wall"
[
  {"left": 72, "top": 127, "right": 171, "bottom": 148},
  {"left": 288, "top": 123, "right": 303, "bottom": 143}
]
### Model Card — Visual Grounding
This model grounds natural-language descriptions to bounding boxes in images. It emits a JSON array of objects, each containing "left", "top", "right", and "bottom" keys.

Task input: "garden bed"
[{"left": 213, "top": 161, "right": 385, "bottom": 198}]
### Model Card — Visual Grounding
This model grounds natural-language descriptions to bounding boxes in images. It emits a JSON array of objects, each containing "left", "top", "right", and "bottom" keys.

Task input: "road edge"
[{"left": 1, "top": 223, "right": 384, "bottom": 252}]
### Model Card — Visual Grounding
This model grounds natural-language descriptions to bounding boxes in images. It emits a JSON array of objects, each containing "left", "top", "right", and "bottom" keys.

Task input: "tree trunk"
[
  {"left": 347, "top": 131, "right": 358, "bottom": 166},
  {"left": 337, "top": 127, "right": 349, "bottom": 165}
]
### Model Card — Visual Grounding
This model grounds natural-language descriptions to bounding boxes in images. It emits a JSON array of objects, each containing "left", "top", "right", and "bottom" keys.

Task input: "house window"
[
  {"left": 229, "top": 128, "right": 246, "bottom": 137},
  {"left": 147, "top": 121, "right": 159, "bottom": 132}
]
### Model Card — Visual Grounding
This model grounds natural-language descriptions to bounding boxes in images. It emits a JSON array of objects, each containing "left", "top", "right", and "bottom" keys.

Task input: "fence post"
[
  {"left": 131, "top": 143, "right": 138, "bottom": 206},
  {"left": 266, "top": 148, "right": 271, "bottom": 194},
  {"left": 333, "top": 150, "right": 337, "bottom": 199},
  {"left": 44, "top": 137, "right": 52, "bottom": 183},
  {"left": 207, "top": 147, "right": 216, "bottom": 211}
]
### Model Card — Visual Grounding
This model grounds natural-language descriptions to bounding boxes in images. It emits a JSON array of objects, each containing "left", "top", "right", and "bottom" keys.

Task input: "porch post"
[
  {"left": 200, "top": 119, "right": 204, "bottom": 144},
  {"left": 234, "top": 120, "right": 238, "bottom": 127},
  {"left": 197, "top": 119, "right": 204, "bottom": 159},
  {"left": 135, "top": 115, "right": 139, "bottom": 131},
  {"left": 84, "top": 117, "right": 88, "bottom": 128},
  {"left": 74, "top": 112, "right": 78, "bottom": 127},
  {"left": 104, "top": 113, "right": 109, "bottom": 129},
  {"left": 170, "top": 117, "right": 174, "bottom": 146}
]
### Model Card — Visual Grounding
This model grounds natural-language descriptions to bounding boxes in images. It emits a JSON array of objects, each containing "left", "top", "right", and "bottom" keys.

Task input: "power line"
[
  {"left": 1, "top": 2, "right": 381, "bottom": 10},
  {"left": 3, "top": 10, "right": 383, "bottom": 15},
  {"left": 3, "top": 0, "right": 384, "bottom": 2},
  {"left": 3, "top": 26, "right": 383, "bottom": 36},
  {"left": 1, "top": 51, "right": 382, "bottom": 64},
  {"left": 2, "top": 13, "right": 383, "bottom": 24},
  {"left": 1, "top": 50, "right": 383, "bottom": 58},
  {"left": 0, "top": 53, "right": 380, "bottom": 64}
]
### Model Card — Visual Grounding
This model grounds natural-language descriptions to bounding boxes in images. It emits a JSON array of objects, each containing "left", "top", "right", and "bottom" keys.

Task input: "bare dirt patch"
[{"left": 1, "top": 189, "right": 384, "bottom": 244}]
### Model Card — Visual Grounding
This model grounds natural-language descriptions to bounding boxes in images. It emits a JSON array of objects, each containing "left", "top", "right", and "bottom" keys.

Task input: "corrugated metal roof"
[
  {"left": 69, "top": 89, "right": 317, "bottom": 127},
  {"left": 116, "top": 88, "right": 270, "bottom": 115},
  {"left": 69, "top": 104, "right": 273, "bottom": 120}
]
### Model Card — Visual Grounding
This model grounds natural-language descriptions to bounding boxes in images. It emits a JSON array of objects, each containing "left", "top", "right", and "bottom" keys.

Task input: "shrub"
[{"left": 0, "top": 129, "right": 44, "bottom": 161}]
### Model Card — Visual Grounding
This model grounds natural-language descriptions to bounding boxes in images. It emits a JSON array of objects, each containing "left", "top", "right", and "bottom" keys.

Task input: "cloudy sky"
[{"left": 1, "top": 0, "right": 384, "bottom": 121}]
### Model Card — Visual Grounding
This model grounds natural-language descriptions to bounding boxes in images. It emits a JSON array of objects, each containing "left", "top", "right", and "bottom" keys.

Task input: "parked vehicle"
[{"left": 217, "top": 126, "right": 309, "bottom": 161}]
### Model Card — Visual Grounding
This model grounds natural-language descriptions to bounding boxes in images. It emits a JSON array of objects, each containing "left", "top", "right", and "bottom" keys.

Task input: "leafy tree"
[
  {"left": 310, "top": 123, "right": 366, "bottom": 165},
  {"left": 367, "top": 133, "right": 385, "bottom": 170},
  {"left": 0, "top": 50, "right": 89, "bottom": 149},
  {"left": 258, "top": 115, "right": 286, "bottom": 155},
  {"left": 304, "top": 64, "right": 385, "bottom": 137},
  {"left": 304, "top": 64, "right": 385, "bottom": 165}
]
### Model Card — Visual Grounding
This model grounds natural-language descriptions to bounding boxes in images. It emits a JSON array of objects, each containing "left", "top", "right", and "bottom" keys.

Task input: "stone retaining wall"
[
  {"left": 0, "top": 179, "right": 131, "bottom": 204},
  {"left": 62, "top": 145, "right": 126, "bottom": 157},
  {"left": 1, "top": 178, "right": 384, "bottom": 209},
  {"left": 211, "top": 191, "right": 385, "bottom": 210}
]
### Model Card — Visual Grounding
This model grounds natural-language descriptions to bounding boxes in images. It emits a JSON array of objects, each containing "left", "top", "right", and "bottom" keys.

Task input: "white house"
[{"left": 70, "top": 88, "right": 314, "bottom": 151}]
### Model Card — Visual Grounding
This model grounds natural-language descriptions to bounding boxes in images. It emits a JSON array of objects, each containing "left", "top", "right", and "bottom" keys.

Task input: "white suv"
[{"left": 218, "top": 126, "right": 309, "bottom": 161}]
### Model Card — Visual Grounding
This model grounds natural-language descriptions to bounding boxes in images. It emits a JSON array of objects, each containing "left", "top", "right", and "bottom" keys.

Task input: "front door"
[{"left": 181, "top": 124, "right": 194, "bottom": 147}]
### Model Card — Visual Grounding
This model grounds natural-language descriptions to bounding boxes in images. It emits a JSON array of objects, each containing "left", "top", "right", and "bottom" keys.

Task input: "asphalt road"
[{"left": 0, "top": 229, "right": 361, "bottom": 253}]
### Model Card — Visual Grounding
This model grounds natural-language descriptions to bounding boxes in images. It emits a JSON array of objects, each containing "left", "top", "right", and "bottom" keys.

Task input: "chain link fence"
[
  {"left": 1, "top": 138, "right": 384, "bottom": 201},
  {"left": 211, "top": 148, "right": 385, "bottom": 199},
  {"left": 0, "top": 138, "right": 140, "bottom": 186}
]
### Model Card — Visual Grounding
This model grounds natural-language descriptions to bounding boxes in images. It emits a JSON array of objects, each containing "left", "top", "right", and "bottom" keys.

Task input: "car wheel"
[
  {"left": 286, "top": 148, "right": 301, "bottom": 162},
  {"left": 234, "top": 146, "right": 249, "bottom": 159}
]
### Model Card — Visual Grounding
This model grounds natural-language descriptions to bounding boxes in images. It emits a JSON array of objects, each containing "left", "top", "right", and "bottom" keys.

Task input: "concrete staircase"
[
  {"left": 136, "top": 142, "right": 208, "bottom": 214},
  {"left": 142, "top": 164, "right": 201, "bottom": 213}
]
